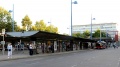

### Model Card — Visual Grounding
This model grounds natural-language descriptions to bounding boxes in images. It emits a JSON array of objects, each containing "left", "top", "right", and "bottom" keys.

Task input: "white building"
[{"left": 72, "top": 23, "right": 119, "bottom": 39}]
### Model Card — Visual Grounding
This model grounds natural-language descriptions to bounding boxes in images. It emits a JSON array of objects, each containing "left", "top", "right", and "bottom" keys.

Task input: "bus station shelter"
[{"left": 0, "top": 31, "right": 97, "bottom": 52}]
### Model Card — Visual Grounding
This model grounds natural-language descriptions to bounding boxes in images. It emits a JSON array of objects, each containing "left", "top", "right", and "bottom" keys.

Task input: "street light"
[
  {"left": 9, "top": 4, "right": 14, "bottom": 32},
  {"left": 48, "top": 21, "right": 52, "bottom": 32},
  {"left": 1, "top": 29, "right": 5, "bottom": 55},
  {"left": 71, "top": 0, "right": 78, "bottom": 36},
  {"left": 90, "top": 14, "right": 95, "bottom": 39}
]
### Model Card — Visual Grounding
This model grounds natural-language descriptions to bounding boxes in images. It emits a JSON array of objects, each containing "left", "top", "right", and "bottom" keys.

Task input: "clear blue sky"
[{"left": 0, "top": 0, "right": 120, "bottom": 34}]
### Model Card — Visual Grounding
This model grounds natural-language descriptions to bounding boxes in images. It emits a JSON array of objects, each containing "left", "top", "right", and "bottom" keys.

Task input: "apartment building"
[{"left": 72, "top": 23, "right": 119, "bottom": 40}]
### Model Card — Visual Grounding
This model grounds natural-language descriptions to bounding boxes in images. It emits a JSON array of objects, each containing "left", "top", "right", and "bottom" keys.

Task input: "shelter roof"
[
  {"left": 5, "top": 31, "right": 96, "bottom": 42},
  {"left": 6, "top": 31, "right": 39, "bottom": 37}
]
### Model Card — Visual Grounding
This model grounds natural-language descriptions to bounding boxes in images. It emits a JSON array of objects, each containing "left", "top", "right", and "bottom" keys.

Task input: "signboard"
[
  {"left": 2, "top": 29, "right": 5, "bottom": 34},
  {"left": 1, "top": 41, "right": 5, "bottom": 45}
]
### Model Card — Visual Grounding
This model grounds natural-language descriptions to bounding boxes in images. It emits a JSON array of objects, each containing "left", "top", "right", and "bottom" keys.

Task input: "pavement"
[{"left": 0, "top": 49, "right": 92, "bottom": 61}]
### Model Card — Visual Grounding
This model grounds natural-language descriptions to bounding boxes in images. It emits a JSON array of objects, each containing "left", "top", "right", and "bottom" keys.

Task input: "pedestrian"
[
  {"left": 41, "top": 43, "right": 44, "bottom": 53},
  {"left": 7, "top": 43, "right": 13, "bottom": 58},
  {"left": 29, "top": 43, "right": 33, "bottom": 56},
  {"left": 26, "top": 43, "right": 29, "bottom": 50},
  {"left": 113, "top": 44, "right": 116, "bottom": 49},
  {"left": 17, "top": 42, "right": 20, "bottom": 50}
]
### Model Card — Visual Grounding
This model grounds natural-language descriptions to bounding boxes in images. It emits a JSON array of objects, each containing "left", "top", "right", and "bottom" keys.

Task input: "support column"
[
  {"left": 80, "top": 42, "right": 82, "bottom": 50},
  {"left": 70, "top": 40, "right": 73, "bottom": 51},
  {"left": 91, "top": 42, "right": 93, "bottom": 49}
]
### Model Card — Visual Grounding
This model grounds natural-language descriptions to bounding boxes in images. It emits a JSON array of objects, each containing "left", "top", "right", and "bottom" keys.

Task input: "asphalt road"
[{"left": 0, "top": 48, "right": 120, "bottom": 67}]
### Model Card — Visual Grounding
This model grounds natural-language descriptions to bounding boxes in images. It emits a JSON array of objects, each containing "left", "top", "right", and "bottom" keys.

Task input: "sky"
[{"left": 0, "top": 0, "right": 120, "bottom": 34}]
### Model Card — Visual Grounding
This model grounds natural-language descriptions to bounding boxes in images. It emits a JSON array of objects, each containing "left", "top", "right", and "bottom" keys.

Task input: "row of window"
[
  {"left": 74, "top": 24, "right": 116, "bottom": 28},
  {"left": 73, "top": 27, "right": 116, "bottom": 31}
]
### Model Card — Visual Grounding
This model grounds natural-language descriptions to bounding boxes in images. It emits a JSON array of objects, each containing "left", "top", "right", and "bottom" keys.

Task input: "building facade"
[{"left": 72, "top": 23, "right": 119, "bottom": 40}]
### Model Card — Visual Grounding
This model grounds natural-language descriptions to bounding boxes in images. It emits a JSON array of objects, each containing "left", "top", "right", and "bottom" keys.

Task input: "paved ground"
[
  {"left": 0, "top": 49, "right": 88, "bottom": 61},
  {"left": 0, "top": 47, "right": 119, "bottom": 67}
]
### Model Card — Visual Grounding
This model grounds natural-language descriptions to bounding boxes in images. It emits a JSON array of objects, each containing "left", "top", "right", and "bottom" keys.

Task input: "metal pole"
[
  {"left": 48, "top": 22, "right": 51, "bottom": 32},
  {"left": 90, "top": 14, "right": 92, "bottom": 39},
  {"left": 2, "top": 35, "right": 4, "bottom": 55},
  {"left": 12, "top": 4, "right": 14, "bottom": 32},
  {"left": 71, "top": 0, "right": 73, "bottom": 36}
]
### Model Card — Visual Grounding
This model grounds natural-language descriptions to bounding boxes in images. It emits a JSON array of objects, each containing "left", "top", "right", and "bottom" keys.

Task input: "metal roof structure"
[
  {"left": 4, "top": 31, "right": 96, "bottom": 42},
  {"left": 6, "top": 31, "right": 39, "bottom": 37}
]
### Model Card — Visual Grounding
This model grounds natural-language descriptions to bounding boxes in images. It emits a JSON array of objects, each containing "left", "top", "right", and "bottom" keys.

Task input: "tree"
[
  {"left": 53, "top": 27, "right": 58, "bottom": 33},
  {"left": 35, "top": 20, "right": 46, "bottom": 31},
  {"left": 45, "top": 24, "right": 58, "bottom": 33},
  {"left": 92, "top": 29, "right": 99, "bottom": 38},
  {"left": 34, "top": 20, "right": 58, "bottom": 33},
  {"left": 21, "top": 15, "right": 32, "bottom": 31},
  {"left": 92, "top": 29, "right": 107, "bottom": 38},
  {"left": 0, "top": 7, "right": 13, "bottom": 32},
  {"left": 15, "top": 26, "right": 22, "bottom": 32},
  {"left": 82, "top": 30, "right": 90, "bottom": 38},
  {"left": 30, "top": 26, "right": 37, "bottom": 31},
  {"left": 72, "top": 32, "right": 83, "bottom": 38}
]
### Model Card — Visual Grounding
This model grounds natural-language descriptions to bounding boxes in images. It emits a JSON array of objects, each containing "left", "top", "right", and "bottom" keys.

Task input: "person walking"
[{"left": 7, "top": 43, "right": 12, "bottom": 58}]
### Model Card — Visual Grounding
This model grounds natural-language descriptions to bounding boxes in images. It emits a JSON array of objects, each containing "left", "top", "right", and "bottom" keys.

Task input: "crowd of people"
[{"left": 6, "top": 41, "right": 119, "bottom": 58}]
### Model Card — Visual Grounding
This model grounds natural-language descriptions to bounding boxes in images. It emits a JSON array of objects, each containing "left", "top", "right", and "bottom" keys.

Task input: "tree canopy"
[
  {"left": 35, "top": 20, "right": 46, "bottom": 31},
  {"left": 0, "top": 7, "right": 17, "bottom": 32},
  {"left": 92, "top": 29, "right": 107, "bottom": 38},
  {"left": 21, "top": 15, "right": 32, "bottom": 31}
]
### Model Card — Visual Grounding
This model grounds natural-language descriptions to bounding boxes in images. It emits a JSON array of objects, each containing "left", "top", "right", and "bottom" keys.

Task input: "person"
[
  {"left": 17, "top": 42, "right": 20, "bottom": 50},
  {"left": 113, "top": 44, "right": 116, "bottom": 49},
  {"left": 41, "top": 43, "right": 44, "bottom": 53},
  {"left": 7, "top": 43, "right": 12, "bottom": 58},
  {"left": 26, "top": 43, "right": 29, "bottom": 50},
  {"left": 29, "top": 43, "right": 33, "bottom": 56}
]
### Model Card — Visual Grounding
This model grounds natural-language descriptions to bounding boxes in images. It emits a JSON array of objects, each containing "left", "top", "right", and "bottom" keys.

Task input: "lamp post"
[
  {"left": 1, "top": 29, "right": 5, "bottom": 55},
  {"left": 9, "top": 4, "right": 14, "bottom": 32},
  {"left": 71, "top": 0, "right": 78, "bottom": 36},
  {"left": 90, "top": 14, "right": 92, "bottom": 39},
  {"left": 48, "top": 22, "right": 52, "bottom": 32},
  {"left": 90, "top": 14, "right": 95, "bottom": 39}
]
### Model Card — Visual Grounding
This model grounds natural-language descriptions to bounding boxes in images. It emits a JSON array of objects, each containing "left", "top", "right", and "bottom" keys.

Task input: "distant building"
[{"left": 72, "top": 23, "right": 119, "bottom": 41}]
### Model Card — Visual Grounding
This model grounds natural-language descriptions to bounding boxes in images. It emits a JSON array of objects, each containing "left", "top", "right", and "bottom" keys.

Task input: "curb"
[{"left": 0, "top": 49, "right": 94, "bottom": 62}]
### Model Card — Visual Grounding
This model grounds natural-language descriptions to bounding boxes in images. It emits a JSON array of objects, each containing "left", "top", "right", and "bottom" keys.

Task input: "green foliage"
[
  {"left": 82, "top": 30, "right": 90, "bottom": 38},
  {"left": 45, "top": 24, "right": 58, "bottom": 33},
  {"left": 35, "top": 20, "right": 46, "bottom": 31},
  {"left": 53, "top": 27, "right": 58, "bottom": 33},
  {"left": 15, "top": 26, "right": 22, "bottom": 32},
  {"left": 0, "top": 7, "right": 17, "bottom": 32},
  {"left": 30, "top": 26, "right": 37, "bottom": 31},
  {"left": 72, "top": 32, "right": 83, "bottom": 37},
  {"left": 34, "top": 20, "right": 58, "bottom": 33},
  {"left": 21, "top": 15, "right": 32, "bottom": 31},
  {"left": 92, "top": 29, "right": 107, "bottom": 38},
  {"left": 0, "top": 7, "right": 11, "bottom": 23}
]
